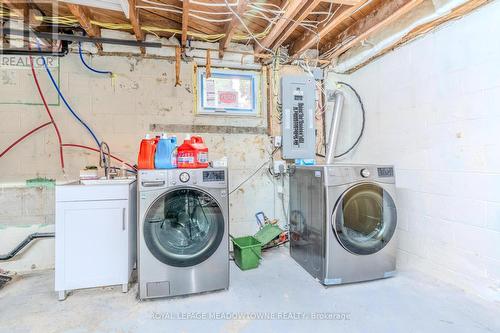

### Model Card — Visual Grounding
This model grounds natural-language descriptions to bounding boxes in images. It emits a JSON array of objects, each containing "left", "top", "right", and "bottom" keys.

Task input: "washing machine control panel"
[
  {"left": 360, "top": 168, "right": 370, "bottom": 178},
  {"left": 179, "top": 172, "right": 190, "bottom": 183},
  {"left": 166, "top": 168, "right": 227, "bottom": 188}
]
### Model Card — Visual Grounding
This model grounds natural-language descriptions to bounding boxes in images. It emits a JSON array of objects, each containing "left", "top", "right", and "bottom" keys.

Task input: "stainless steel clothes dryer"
[
  {"left": 289, "top": 164, "right": 397, "bottom": 285},
  {"left": 137, "top": 168, "right": 229, "bottom": 299}
]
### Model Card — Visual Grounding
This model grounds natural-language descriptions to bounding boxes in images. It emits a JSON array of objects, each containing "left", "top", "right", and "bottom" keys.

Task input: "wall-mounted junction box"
[{"left": 281, "top": 75, "right": 316, "bottom": 159}]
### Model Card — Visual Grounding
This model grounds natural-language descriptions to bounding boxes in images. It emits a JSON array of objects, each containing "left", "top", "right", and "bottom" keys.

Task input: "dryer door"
[
  {"left": 143, "top": 188, "right": 225, "bottom": 267},
  {"left": 332, "top": 183, "right": 397, "bottom": 255}
]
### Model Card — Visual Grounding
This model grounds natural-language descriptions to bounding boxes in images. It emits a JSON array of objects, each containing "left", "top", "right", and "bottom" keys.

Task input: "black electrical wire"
[{"left": 317, "top": 81, "right": 366, "bottom": 159}]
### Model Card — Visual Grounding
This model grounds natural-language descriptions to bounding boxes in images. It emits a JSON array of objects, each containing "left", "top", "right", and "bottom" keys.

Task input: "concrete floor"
[{"left": 1, "top": 247, "right": 499, "bottom": 333}]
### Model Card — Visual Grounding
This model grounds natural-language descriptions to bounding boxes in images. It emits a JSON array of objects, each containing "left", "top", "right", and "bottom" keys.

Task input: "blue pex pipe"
[
  {"left": 40, "top": 53, "right": 101, "bottom": 148},
  {"left": 78, "top": 43, "right": 112, "bottom": 75}
]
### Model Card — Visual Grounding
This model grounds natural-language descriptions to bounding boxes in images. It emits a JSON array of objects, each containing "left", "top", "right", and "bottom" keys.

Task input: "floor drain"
[{"left": 0, "top": 275, "right": 13, "bottom": 290}]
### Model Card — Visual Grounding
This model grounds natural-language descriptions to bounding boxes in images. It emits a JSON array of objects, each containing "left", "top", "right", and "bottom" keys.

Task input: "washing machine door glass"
[
  {"left": 143, "top": 188, "right": 225, "bottom": 267},
  {"left": 332, "top": 183, "right": 397, "bottom": 255}
]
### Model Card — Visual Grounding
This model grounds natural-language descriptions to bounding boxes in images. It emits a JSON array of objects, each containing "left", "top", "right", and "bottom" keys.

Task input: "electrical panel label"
[{"left": 281, "top": 75, "right": 316, "bottom": 159}]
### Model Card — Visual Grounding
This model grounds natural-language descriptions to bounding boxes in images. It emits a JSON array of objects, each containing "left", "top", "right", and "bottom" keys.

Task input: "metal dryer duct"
[{"left": 325, "top": 90, "right": 345, "bottom": 164}]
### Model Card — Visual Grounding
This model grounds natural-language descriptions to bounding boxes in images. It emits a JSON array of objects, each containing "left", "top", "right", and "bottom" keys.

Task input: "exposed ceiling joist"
[
  {"left": 128, "top": 0, "right": 145, "bottom": 54},
  {"left": 321, "top": 0, "right": 425, "bottom": 59},
  {"left": 322, "top": 0, "right": 363, "bottom": 5},
  {"left": 218, "top": 0, "right": 249, "bottom": 58},
  {"left": 289, "top": 1, "right": 369, "bottom": 57},
  {"left": 271, "top": 0, "right": 324, "bottom": 51},
  {"left": 60, "top": 0, "right": 124, "bottom": 12},
  {"left": 66, "top": 4, "right": 103, "bottom": 51},
  {"left": 2, "top": 0, "right": 39, "bottom": 27},
  {"left": 119, "top": 0, "right": 130, "bottom": 19},
  {"left": 181, "top": 0, "right": 190, "bottom": 48},
  {"left": 254, "top": 0, "right": 309, "bottom": 54}
]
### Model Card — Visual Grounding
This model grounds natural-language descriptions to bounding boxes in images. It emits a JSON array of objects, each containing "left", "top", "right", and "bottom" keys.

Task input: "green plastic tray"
[{"left": 254, "top": 224, "right": 282, "bottom": 246}]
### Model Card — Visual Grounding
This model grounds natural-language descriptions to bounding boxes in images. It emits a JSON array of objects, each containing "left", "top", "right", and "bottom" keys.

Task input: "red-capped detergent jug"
[
  {"left": 137, "top": 134, "right": 159, "bottom": 169},
  {"left": 177, "top": 135, "right": 209, "bottom": 168}
]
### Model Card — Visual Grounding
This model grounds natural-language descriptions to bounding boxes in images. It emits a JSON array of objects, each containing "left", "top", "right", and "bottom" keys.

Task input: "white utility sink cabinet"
[{"left": 55, "top": 179, "right": 137, "bottom": 300}]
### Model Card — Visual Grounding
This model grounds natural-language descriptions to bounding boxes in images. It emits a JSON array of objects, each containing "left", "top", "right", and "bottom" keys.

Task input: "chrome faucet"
[{"left": 99, "top": 142, "right": 115, "bottom": 179}]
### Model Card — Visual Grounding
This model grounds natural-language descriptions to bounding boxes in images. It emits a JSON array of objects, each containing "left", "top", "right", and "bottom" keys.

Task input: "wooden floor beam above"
[
  {"left": 321, "top": 0, "right": 363, "bottom": 5},
  {"left": 289, "top": 1, "right": 369, "bottom": 57},
  {"left": 0, "top": 0, "right": 486, "bottom": 74},
  {"left": 320, "top": 0, "right": 425, "bottom": 59},
  {"left": 66, "top": 4, "right": 103, "bottom": 51},
  {"left": 128, "top": 0, "right": 145, "bottom": 54},
  {"left": 3, "top": 0, "right": 39, "bottom": 27},
  {"left": 271, "top": 0, "right": 324, "bottom": 51},
  {"left": 254, "top": 0, "right": 310, "bottom": 54},
  {"left": 181, "top": 0, "right": 190, "bottom": 48},
  {"left": 218, "top": 0, "right": 249, "bottom": 58}
]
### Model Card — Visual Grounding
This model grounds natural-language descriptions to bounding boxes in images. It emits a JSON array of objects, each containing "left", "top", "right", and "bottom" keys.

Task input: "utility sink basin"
[
  {"left": 57, "top": 178, "right": 136, "bottom": 203},
  {"left": 80, "top": 178, "right": 136, "bottom": 185}
]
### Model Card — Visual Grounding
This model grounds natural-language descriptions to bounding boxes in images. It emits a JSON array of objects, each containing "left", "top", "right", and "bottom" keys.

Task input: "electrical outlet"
[{"left": 273, "top": 160, "right": 286, "bottom": 174}]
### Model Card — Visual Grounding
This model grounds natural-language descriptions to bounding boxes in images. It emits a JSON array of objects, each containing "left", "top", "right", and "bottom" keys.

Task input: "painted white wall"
[
  {"left": 327, "top": 1, "right": 500, "bottom": 301},
  {"left": 0, "top": 54, "right": 286, "bottom": 272}
]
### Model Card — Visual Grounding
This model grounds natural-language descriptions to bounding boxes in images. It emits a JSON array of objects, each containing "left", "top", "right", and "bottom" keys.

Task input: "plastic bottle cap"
[
  {"left": 184, "top": 134, "right": 191, "bottom": 140},
  {"left": 145, "top": 134, "right": 151, "bottom": 139},
  {"left": 161, "top": 133, "right": 168, "bottom": 139}
]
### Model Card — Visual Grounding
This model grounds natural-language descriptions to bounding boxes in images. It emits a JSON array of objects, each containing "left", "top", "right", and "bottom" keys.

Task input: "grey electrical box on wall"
[{"left": 281, "top": 75, "right": 316, "bottom": 159}]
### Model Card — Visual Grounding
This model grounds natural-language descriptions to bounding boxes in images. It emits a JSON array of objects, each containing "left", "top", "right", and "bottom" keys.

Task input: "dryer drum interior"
[
  {"left": 333, "top": 183, "right": 397, "bottom": 256},
  {"left": 143, "top": 188, "right": 225, "bottom": 267}
]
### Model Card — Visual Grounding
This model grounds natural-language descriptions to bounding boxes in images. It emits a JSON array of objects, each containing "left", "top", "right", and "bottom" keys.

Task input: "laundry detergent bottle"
[
  {"left": 155, "top": 133, "right": 178, "bottom": 169},
  {"left": 177, "top": 135, "right": 209, "bottom": 168},
  {"left": 137, "top": 134, "right": 159, "bottom": 169}
]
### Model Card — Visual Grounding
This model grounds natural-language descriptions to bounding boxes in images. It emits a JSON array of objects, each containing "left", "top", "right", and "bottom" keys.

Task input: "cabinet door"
[{"left": 57, "top": 200, "right": 128, "bottom": 290}]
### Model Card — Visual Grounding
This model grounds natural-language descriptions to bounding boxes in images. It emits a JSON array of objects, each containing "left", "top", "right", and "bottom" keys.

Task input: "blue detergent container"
[{"left": 155, "top": 134, "right": 178, "bottom": 169}]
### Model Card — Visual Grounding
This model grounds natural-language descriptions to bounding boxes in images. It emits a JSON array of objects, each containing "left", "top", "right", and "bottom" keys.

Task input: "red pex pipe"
[
  {"left": 0, "top": 122, "right": 52, "bottom": 158},
  {"left": 29, "top": 56, "right": 65, "bottom": 170},
  {"left": 62, "top": 144, "right": 137, "bottom": 171},
  {"left": 3, "top": 58, "right": 136, "bottom": 174}
]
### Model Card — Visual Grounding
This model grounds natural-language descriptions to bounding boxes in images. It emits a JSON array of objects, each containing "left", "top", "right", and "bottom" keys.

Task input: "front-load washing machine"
[
  {"left": 137, "top": 168, "right": 229, "bottom": 299},
  {"left": 289, "top": 164, "right": 398, "bottom": 285}
]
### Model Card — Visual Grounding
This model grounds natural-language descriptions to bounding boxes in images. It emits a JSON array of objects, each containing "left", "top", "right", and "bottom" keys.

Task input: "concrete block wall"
[
  {"left": 327, "top": 1, "right": 500, "bottom": 301},
  {"left": 0, "top": 54, "right": 285, "bottom": 271},
  {"left": 0, "top": 186, "right": 55, "bottom": 271}
]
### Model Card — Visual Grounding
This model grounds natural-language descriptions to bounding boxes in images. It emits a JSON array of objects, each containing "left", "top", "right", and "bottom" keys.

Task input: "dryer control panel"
[{"left": 325, "top": 165, "right": 395, "bottom": 186}]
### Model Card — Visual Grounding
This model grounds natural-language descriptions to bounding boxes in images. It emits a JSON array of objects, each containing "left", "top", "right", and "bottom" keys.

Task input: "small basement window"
[{"left": 196, "top": 68, "right": 259, "bottom": 115}]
